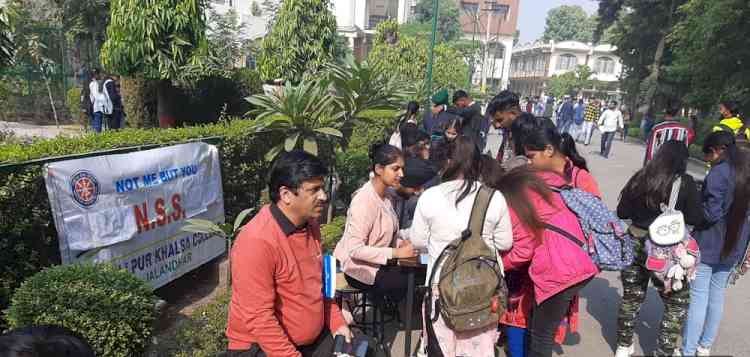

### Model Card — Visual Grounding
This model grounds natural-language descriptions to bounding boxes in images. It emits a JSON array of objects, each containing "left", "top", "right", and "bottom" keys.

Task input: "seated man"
[{"left": 226, "top": 150, "right": 352, "bottom": 357}]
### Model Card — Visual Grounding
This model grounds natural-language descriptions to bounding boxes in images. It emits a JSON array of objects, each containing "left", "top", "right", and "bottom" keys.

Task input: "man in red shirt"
[{"left": 226, "top": 150, "right": 352, "bottom": 357}]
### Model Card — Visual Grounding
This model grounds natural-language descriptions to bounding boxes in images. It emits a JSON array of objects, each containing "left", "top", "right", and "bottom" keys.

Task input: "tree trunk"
[
  {"left": 638, "top": 0, "right": 677, "bottom": 115},
  {"left": 156, "top": 80, "right": 178, "bottom": 128},
  {"left": 44, "top": 76, "right": 60, "bottom": 128}
]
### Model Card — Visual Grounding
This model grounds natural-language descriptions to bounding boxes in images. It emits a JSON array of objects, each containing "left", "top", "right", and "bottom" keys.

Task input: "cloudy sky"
[{"left": 517, "top": 0, "right": 599, "bottom": 43}]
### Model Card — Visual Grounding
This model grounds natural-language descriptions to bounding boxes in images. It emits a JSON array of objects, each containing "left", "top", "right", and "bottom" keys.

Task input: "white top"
[
  {"left": 598, "top": 109, "right": 624, "bottom": 133},
  {"left": 89, "top": 80, "right": 113, "bottom": 115},
  {"left": 407, "top": 180, "right": 513, "bottom": 285}
]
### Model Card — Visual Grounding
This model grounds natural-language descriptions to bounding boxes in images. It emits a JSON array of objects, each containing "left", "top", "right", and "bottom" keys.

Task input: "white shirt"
[
  {"left": 407, "top": 180, "right": 513, "bottom": 285},
  {"left": 598, "top": 109, "right": 624, "bottom": 133},
  {"left": 89, "top": 80, "right": 113, "bottom": 115}
]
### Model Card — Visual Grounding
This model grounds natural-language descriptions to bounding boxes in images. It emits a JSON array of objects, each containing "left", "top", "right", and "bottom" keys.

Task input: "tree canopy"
[
  {"left": 542, "top": 5, "right": 596, "bottom": 43},
  {"left": 413, "top": 0, "right": 463, "bottom": 43},
  {"left": 257, "top": 0, "right": 338, "bottom": 83},
  {"left": 101, "top": 0, "right": 213, "bottom": 81}
]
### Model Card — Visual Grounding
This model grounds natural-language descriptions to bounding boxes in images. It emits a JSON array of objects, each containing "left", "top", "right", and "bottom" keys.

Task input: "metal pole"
[{"left": 425, "top": 0, "right": 439, "bottom": 100}]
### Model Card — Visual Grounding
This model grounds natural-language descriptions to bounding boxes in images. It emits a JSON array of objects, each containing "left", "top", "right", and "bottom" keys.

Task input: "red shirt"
[{"left": 226, "top": 205, "right": 346, "bottom": 355}]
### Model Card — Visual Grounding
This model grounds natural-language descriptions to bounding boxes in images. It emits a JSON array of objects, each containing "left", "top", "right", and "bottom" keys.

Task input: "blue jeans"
[
  {"left": 601, "top": 131, "right": 616, "bottom": 158},
  {"left": 91, "top": 112, "right": 103, "bottom": 133},
  {"left": 506, "top": 326, "right": 527, "bottom": 357},
  {"left": 682, "top": 262, "right": 733, "bottom": 355}
]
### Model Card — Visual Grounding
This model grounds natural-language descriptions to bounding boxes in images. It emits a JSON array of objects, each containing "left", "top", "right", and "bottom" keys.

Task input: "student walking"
[
  {"left": 409, "top": 136, "right": 513, "bottom": 357},
  {"left": 598, "top": 101, "right": 624, "bottom": 158},
  {"left": 334, "top": 144, "right": 417, "bottom": 302},
  {"left": 682, "top": 131, "right": 750, "bottom": 356},
  {"left": 580, "top": 99, "right": 600, "bottom": 145},
  {"left": 615, "top": 140, "right": 705, "bottom": 357}
]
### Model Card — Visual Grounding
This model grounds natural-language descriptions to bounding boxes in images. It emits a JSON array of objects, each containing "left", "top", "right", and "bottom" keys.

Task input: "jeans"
[
  {"left": 558, "top": 119, "right": 573, "bottom": 134},
  {"left": 582, "top": 121, "right": 595, "bottom": 145},
  {"left": 91, "top": 112, "right": 103, "bottom": 133},
  {"left": 601, "top": 131, "right": 616, "bottom": 158},
  {"left": 682, "top": 263, "right": 733, "bottom": 355},
  {"left": 622, "top": 123, "right": 630, "bottom": 141},
  {"left": 345, "top": 266, "right": 410, "bottom": 302},
  {"left": 506, "top": 326, "right": 527, "bottom": 357},
  {"left": 528, "top": 278, "right": 591, "bottom": 357},
  {"left": 226, "top": 328, "right": 334, "bottom": 357}
]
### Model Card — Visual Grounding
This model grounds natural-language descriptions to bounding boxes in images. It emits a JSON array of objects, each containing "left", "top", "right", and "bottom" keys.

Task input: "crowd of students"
[{"left": 216, "top": 89, "right": 750, "bottom": 357}]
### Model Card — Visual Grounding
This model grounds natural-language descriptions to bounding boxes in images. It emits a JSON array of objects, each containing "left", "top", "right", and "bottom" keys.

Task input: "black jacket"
[
  {"left": 447, "top": 103, "right": 485, "bottom": 147},
  {"left": 617, "top": 173, "right": 705, "bottom": 230}
]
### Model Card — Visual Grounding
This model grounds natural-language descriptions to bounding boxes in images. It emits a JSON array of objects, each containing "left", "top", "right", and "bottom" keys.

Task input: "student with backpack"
[
  {"left": 614, "top": 140, "right": 705, "bottom": 357},
  {"left": 409, "top": 136, "right": 513, "bottom": 356},
  {"left": 682, "top": 131, "right": 750, "bottom": 356},
  {"left": 334, "top": 144, "right": 417, "bottom": 303},
  {"left": 511, "top": 115, "right": 601, "bottom": 198},
  {"left": 389, "top": 101, "right": 420, "bottom": 149},
  {"left": 713, "top": 100, "right": 749, "bottom": 142}
]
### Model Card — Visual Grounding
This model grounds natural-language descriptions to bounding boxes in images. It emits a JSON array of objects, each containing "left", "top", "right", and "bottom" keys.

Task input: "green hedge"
[
  {"left": 6, "top": 264, "right": 157, "bottom": 357},
  {"left": 0, "top": 119, "right": 271, "bottom": 322},
  {"left": 0, "top": 110, "right": 397, "bottom": 326}
]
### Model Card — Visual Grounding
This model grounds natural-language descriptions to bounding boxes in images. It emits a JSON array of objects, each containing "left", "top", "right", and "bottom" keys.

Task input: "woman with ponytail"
[
  {"left": 511, "top": 115, "right": 602, "bottom": 197},
  {"left": 682, "top": 131, "right": 750, "bottom": 356},
  {"left": 334, "top": 143, "right": 416, "bottom": 302}
]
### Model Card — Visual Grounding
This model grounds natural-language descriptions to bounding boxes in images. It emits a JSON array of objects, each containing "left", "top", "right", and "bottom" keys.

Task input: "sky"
[{"left": 517, "top": 0, "right": 599, "bottom": 44}]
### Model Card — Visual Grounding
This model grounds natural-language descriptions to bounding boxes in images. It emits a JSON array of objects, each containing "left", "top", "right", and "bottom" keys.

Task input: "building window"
[
  {"left": 211, "top": 0, "right": 231, "bottom": 5},
  {"left": 535, "top": 57, "right": 544, "bottom": 72},
  {"left": 461, "top": 2, "right": 479, "bottom": 13},
  {"left": 556, "top": 54, "right": 578, "bottom": 70},
  {"left": 368, "top": 15, "right": 389, "bottom": 29},
  {"left": 596, "top": 57, "right": 615, "bottom": 74}
]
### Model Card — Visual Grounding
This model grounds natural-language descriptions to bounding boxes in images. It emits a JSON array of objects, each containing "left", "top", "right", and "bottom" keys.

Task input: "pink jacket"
[
  {"left": 333, "top": 181, "right": 399, "bottom": 285},
  {"left": 501, "top": 171, "right": 598, "bottom": 304}
]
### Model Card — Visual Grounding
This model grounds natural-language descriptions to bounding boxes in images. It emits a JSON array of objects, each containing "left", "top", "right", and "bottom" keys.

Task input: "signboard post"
[{"left": 44, "top": 142, "right": 226, "bottom": 289}]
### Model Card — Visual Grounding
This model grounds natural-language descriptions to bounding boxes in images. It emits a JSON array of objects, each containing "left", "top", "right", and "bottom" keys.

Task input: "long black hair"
[
  {"left": 703, "top": 131, "right": 750, "bottom": 258},
  {"left": 441, "top": 135, "right": 481, "bottom": 205},
  {"left": 512, "top": 115, "right": 589, "bottom": 171},
  {"left": 619, "top": 140, "right": 689, "bottom": 211}
]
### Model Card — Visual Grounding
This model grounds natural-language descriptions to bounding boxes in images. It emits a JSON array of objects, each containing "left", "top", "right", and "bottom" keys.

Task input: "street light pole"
[{"left": 425, "top": 0, "right": 439, "bottom": 100}]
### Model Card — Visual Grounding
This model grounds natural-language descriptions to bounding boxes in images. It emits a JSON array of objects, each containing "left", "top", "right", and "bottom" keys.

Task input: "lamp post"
[{"left": 425, "top": 0, "right": 439, "bottom": 100}]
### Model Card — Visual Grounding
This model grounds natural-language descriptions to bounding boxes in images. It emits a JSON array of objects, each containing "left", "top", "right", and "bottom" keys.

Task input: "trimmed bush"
[
  {"left": 120, "top": 77, "right": 157, "bottom": 128},
  {"left": 171, "top": 291, "right": 230, "bottom": 357},
  {"left": 65, "top": 86, "right": 87, "bottom": 128},
  {"left": 321, "top": 216, "right": 346, "bottom": 253},
  {"left": 5, "top": 264, "right": 157, "bottom": 357}
]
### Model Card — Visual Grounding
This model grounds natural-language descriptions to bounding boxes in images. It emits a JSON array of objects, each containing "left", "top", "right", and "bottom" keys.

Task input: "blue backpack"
[{"left": 551, "top": 187, "right": 635, "bottom": 271}]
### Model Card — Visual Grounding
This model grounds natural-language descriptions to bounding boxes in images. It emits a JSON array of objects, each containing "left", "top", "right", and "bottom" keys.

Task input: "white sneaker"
[
  {"left": 673, "top": 348, "right": 682, "bottom": 356},
  {"left": 696, "top": 346, "right": 711, "bottom": 356},
  {"left": 615, "top": 344, "right": 635, "bottom": 357}
]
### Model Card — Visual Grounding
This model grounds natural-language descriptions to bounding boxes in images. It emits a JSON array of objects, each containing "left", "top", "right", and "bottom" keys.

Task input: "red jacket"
[
  {"left": 500, "top": 171, "right": 599, "bottom": 333},
  {"left": 226, "top": 205, "right": 346, "bottom": 355}
]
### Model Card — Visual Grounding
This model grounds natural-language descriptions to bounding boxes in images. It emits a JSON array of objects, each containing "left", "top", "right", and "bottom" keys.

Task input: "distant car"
[{"left": 644, "top": 120, "right": 695, "bottom": 166}]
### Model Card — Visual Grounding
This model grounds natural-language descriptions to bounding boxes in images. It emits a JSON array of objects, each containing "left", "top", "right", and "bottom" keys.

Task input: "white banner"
[{"left": 44, "top": 142, "right": 226, "bottom": 288}]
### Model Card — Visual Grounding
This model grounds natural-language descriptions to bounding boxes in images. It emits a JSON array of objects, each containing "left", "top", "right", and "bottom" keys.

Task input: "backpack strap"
[
  {"left": 463, "top": 185, "right": 495, "bottom": 242},
  {"left": 545, "top": 223, "right": 585, "bottom": 248},
  {"left": 667, "top": 176, "right": 682, "bottom": 211}
]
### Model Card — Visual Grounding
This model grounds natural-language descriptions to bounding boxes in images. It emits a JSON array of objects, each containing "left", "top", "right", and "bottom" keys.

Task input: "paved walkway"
[{"left": 386, "top": 132, "right": 750, "bottom": 357}]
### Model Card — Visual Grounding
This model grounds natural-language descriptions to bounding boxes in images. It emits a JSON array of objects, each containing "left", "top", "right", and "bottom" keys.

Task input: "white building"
[
  {"left": 509, "top": 40, "right": 624, "bottom": 98},
  {"left": 332, "top": 0, "right": 415, "bottom": 59},
  {"left": 208, "top": 0, "right": 274, "bottom": 40}
]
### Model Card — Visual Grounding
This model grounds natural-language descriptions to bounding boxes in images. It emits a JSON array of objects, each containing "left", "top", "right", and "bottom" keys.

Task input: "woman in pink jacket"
[
  {"left": 334, "top": 143, "right": 417, "bottom": 302},
  {"left": 498, "top": 116, "right": 600, "bottom": 357}
]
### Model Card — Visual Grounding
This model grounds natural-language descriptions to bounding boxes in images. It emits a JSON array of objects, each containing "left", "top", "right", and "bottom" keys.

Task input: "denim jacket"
[{"left": 694, "top": 161, "right": 750, "bottom": 265}]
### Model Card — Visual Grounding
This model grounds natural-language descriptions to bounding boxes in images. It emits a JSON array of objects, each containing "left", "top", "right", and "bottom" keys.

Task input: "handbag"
[{"left": 648, "top": 176, "right": 685, "bottom": 245}]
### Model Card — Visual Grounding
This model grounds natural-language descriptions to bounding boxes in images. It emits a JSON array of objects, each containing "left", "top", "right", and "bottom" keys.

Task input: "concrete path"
[
  {"left": 385, "top": 132, "right": 750, "bottom": 357},
  {"left": 0, "top": 121, "right": 82, "bottom": 139}
]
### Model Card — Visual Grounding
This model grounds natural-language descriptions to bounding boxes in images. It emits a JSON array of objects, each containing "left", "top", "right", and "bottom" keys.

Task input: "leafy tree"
[
  {"left": 414, "top": 0, "right": 463, "bottom": 43},
  {"left": 668, "top": 0, "right": 750, "bottom": 113},
  {"left": 261, "top": 0, "right": 280, "bottom": 30},
  {"left": 543, "top": 5, "right": 594, "bottom": 43},
  {"left": 101, "top": 0, "right": 217, "bottom": 128},
  {"left": 0, "top": 8, "right": 15, "bottom": 68},
  {"left": 207, "top": 9, "right": 253, "bottom": 70},
  {"left": 596, "top": 0, "right": 687, "bottom": 115},
  {"left": 367, "top": 20, "right": 469, "bottom": 99},
  {"left": 547, "top": 65, "right": 593, "bottom": 98},
  {"left": 257, "top": 0, "right": 337, "bottom": 83}
]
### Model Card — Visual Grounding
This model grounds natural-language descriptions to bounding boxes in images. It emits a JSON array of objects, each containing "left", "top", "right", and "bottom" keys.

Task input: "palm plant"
[
  {"left": 0, "top": 7, "right": 15, "bottom": 69},
  {"left": 246, "top": 79, "right": 345, "bottom": 160}
]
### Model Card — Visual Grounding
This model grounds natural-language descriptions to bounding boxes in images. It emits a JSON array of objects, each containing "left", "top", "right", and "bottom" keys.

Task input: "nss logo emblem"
[{"left": 70, "top": 170, "right": 100, "bottom": 207}]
